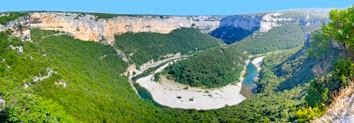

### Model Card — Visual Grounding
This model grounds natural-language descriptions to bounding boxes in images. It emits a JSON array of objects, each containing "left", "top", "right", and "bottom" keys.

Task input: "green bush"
[{"left": 295, "top": 107, "right": 325, "bottom": 122}]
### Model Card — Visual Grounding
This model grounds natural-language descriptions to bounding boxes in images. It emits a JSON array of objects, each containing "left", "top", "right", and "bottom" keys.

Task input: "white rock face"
[
  {"left": 219, "top": 13, "right": 293, "bottom": 33},
  {"left": 259, "top": 13, "right": 293, "bottom": 32},
  {"left": 220, "top": 14, "right": 262, "bottom": 31},
  {"left": 0, "top": 95, "right": 5, "bottom": 111},
  {"left": 0, "top": 12, "right": 221, "bottom": 44}
]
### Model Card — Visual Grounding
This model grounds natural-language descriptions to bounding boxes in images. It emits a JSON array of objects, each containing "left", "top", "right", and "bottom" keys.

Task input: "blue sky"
[{"left": 0, "top": 0, "right": 352, "bottom": 15}]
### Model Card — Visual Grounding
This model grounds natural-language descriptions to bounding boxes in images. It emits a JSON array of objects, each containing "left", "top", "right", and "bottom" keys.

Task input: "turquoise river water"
[{"left": 134, "top": 58, "right": 259, "bottom": 107}]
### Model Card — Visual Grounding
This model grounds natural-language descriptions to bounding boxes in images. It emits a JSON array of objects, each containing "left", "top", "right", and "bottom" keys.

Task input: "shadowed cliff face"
[
  {"left": 0, "top": 12, "right": 221, "bottom": 44},
  {"left": 210, "top": 10, "right": 331, "bottom": 45},
  {"left": 0, "top": 9, "right": 331, "bottom": 46},
  {"left": 210, "top": 13, "right": 294, "bottom": 44},
  {"left": 211, "top": 26, "right": 259, "bottom": 45},
  {"left": 210, "top": 15, "right": 262, "bottom": 44}
]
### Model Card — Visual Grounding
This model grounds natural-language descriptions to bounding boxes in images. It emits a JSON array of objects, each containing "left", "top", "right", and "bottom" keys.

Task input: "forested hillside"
[
  {"left": 114, "top": 28, "right": 223, "bottom": 65},
  {"left": 165, "top": 21, "right": 307, "bottom": 88},
  {"left": 1, "top": 6, "right": 353, "bottom": 122},
  {"left": 231, "top": 22, "right": 305, "bottom": 55},
  {"left": 295, "top": 6, "right": 354, "bottom": 122},
  {"left": 0, "top": 28, "right": 323, "bottom": 123},
  {"left": 165, "top": 47, "right": 247, "bottom": 88}
]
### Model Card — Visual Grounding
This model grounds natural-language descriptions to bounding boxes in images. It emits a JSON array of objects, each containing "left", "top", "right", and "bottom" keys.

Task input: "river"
[
  {"left": 133, "top": 57, "right": 262, "bottom": 108},
  {"left": 240, "top": 57, "right": 258, "bottom": 98}
]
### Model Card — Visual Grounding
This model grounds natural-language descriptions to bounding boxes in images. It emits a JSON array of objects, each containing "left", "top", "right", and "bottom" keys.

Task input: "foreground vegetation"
[
  {"left": 0, "top": 30, "right": 75, "bottom": 122},
  {"left": 296, "top": 6, "right": 354, "bottom": 122}
]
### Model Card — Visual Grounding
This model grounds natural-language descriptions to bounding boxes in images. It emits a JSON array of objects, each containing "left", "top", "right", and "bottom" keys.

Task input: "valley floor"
[{"left": 135, "top": 59, "right": 250, "bottom": 110}]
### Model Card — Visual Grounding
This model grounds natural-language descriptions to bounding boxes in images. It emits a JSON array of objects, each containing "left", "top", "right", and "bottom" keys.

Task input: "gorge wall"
[
  {"left": 0, "top": 12, "right": 221, "bottom": 44},
  {"left": 0, "top": 9, "right": 331, "bottom": 46},
  {"left": 211, "top": 10, "right": 331, "bottom": 44}
]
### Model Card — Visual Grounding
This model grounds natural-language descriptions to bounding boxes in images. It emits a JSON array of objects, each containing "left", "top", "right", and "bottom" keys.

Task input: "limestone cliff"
[
  {"left": 0, "top": 12, "right": 221, "bottom": 44},
  {"left": 211, "top": 9, "right": 331, "bottom": 44}
]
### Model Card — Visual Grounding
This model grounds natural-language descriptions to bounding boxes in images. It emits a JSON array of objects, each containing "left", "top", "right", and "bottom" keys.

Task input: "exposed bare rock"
[
  {"left": 0, "top": 95, "right": 4, "bottom": 111},
  {"left": 0, "top": 12, "right": 221, "bottom": 44},
  {"left": 259, "top": 13, "right": 293, "bottom": 32},
  {"left": 26, "top": 12, "right": 220, "bottom": 44},
  {"left": 54, "top": 81, "right": 67, "bottom": 88},
  {"left": 219, "top": 14, "right": 262, "bottom": 31},
  {"left": 9, "top": 45, "right": 23, "bottom": 53},
  {"left": 24, "top": 68, "right": 57, "bottom": 88},
  {"left": 219, "top": 13, "right": 293, "bottom": 33},
  {"left": 314, "top": 83, "right": 354, "bottom": 123},
  {"left": 114, "top": 47, "right": 129, "bottom": 62}
]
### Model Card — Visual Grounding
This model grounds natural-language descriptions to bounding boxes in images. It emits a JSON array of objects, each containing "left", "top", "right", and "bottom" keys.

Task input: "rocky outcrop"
[
  {"left": 212, "top": 10, "right": 330, "bottom": 44},
  {"left": 0, "top": 95, "right": 4, "bottom": 111},
  {"left": 304, "top": 32, "right": 312, "bottom": 42},
  {"left": 218, "top": 13, "right": 293, "bottom": 33},
  {"left": 314, "top": 83, "right": 354, "bottom": 123},
  {"left": 219, "top": 14, "right": 263, "bottom": 31},
  {"left": 0, "top": 12, "right": 221, "bottom": 44},
  {"left": 24, "top": 68, "right": 57, "bottom": 88},
  {"left": 211, "top": 13, "right": 294, "bottom": 44},
  {"left": 9, "top": 45, "right": 24, "bottom": 53},
  {"left": 259, "top": 13, "right": 293, "bottom": 32},
  {"left": 0, "top": 16, "right": 32, "bottom": 42}
]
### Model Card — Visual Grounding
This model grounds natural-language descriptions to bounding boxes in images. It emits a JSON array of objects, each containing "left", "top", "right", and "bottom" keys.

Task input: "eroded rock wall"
[
  {"left": 219, "top": 13, "right": 293, "bottom": 33},
  {"left": 0, "top": 12, "right": 221, "bottom": 44}
]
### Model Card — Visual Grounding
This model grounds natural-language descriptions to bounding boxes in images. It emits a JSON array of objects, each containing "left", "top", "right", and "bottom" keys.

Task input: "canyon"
[
  {"left": 0, "top": 12, "right": 221, "bottom": 44},
  {"left": 0, "top": 9, "right": 330, "bottom": 46}
]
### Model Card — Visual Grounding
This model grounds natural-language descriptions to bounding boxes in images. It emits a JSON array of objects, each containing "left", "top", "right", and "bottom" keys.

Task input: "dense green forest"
[
  {"left": 164, "top": 47, "right": 247, "bottom": 88},
  {"left": 1, "top": 29, "right": 173, "bottom": 122},
  {"left": 1, "top": 6, "right": 353, "bottom": 122},
  {"left": 0, "top": 30, "right": 76, "bottom": 122},
  {"left": 114, "top": 28, "right": 223, "bottom": 66},
  {"left": 231, "top": 22, "right": 305, "bottom": 55},
  {"left": 0, "top": 28, "right": 317, "bottom": 122},
  {"left": 164, "top": 22, "right": 308, "bottom": 88}
]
